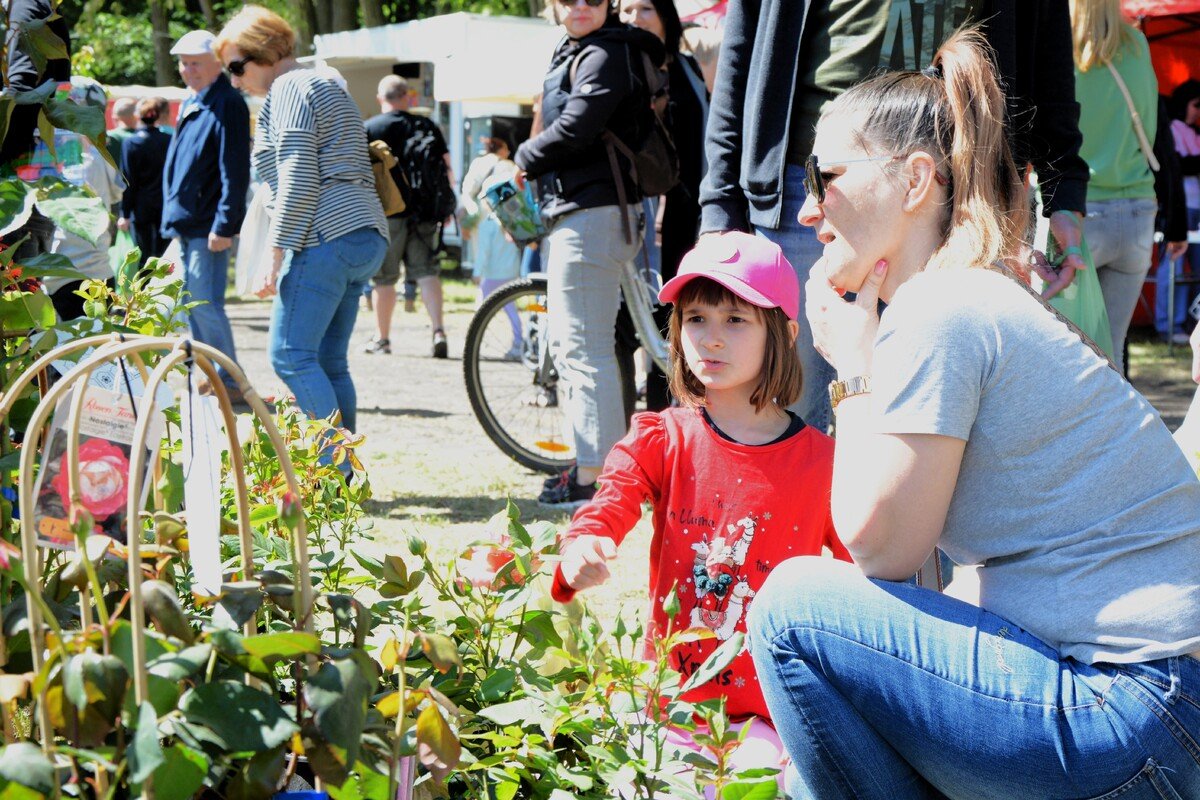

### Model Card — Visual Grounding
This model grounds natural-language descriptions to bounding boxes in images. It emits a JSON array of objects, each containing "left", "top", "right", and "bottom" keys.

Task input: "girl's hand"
[
  {"left": 805, "top": 259, "right": 888, "bottom": 377},
  {"left": 254, "top": 247, "right": 285, "bottom": 299},
  {"left": 559, "top": 535, "right": 617, "bottom": 592}
]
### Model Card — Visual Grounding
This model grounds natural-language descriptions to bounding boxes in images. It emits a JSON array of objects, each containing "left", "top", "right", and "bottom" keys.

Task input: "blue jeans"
[
  {"left": 756, "top": 164, "right": 836, "bottom": 433},
  {"left": 1156, "top": 207, "right": 1200, "bottom": 337},
  {"left": 270, "top": 227, "right": 387, "bottom": 434},
  {"left": 749, "top": 557, "right": 1200, "bottom": 800},
  {"left": 181, "top": 237, "right": 238, "bottom": 388}
]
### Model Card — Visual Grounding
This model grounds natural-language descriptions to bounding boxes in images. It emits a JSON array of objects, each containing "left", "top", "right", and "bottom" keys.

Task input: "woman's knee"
[{"left": 747, "top": 557, "right": 864, "bottom": 648}]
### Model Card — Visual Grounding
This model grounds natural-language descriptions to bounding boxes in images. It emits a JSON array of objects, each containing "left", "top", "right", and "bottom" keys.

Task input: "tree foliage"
[{"left": 62, "top": 0, "right": 545, "bottom": 87}]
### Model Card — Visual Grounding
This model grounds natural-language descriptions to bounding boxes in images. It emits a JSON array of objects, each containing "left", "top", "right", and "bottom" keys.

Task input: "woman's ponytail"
[{"left": 931, "top": 28, "right": 1028, "bottom": 272}]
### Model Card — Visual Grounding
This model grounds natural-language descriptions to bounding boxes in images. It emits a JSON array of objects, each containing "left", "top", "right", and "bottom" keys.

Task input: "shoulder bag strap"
[{"left": 1105, "top": 59, "right": 1160, "bottom": 172}]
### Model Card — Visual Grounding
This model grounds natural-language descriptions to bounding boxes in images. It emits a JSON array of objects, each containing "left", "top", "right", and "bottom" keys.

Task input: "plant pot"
[{"left": 273, "top": 793, "right": 329, "bottom": 799}]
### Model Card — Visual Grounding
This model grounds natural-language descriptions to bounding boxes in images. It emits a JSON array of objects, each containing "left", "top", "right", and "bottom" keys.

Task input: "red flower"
[
  {"left": 455, "top": 545, "right": 519, "bottom": 591},
  {"left": 50, "top": 439, "right": 130, "bottom": 521}
]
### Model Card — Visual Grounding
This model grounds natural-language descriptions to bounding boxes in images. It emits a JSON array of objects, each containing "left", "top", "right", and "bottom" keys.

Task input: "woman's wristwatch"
[{"left": 828, "top": 376, "right": 871, "bottom": 411}]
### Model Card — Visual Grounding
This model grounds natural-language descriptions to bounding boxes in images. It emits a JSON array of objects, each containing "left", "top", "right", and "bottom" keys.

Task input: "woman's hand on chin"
[{"left": 805, "top": 258, "right": 888, "bottom": 376}]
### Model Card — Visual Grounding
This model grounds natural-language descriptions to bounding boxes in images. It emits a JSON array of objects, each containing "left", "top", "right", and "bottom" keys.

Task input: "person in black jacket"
[
  {"left": 118, "top": 98, "right": 172, "bottom": 265},
  {"left": 700, "top": 0, "right": 1090, "bottom": 434},
  {"left": 620, "top": 0, "right": 708, "bottom": 411},
  {"left": 0, "top": 0, "right": 70, "bottom": 261},
  {"left": 514, "top": 0, "right": 665, "bottom": 509}
]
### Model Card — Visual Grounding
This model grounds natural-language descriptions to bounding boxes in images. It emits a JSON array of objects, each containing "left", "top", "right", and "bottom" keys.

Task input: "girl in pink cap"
[{"left": 550, "top": 230, "right": 851, "bottom": 794}]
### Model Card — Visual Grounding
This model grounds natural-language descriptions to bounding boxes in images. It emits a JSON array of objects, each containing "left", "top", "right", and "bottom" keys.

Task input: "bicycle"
[{"left": 463, "top": 257, "right": 669, "bottom": 474}]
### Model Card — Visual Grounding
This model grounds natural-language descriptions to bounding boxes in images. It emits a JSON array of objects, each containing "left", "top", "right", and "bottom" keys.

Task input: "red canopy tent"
[{"left": 1125, "top": 0, "right": 1200, "bottom": 94}]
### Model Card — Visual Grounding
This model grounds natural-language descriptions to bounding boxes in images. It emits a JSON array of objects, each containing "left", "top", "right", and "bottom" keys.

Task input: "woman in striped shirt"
[{"left": 215, "top": 5, "right": 388, "bottom": 447}]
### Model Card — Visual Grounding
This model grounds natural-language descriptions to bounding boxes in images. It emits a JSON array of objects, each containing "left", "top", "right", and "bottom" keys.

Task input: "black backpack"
[
  {"left": 400, "top": 119, "right": 457, "bottom": 223},
  {"left": 570, "top": 45, "right": 680, "bottom": 242}
]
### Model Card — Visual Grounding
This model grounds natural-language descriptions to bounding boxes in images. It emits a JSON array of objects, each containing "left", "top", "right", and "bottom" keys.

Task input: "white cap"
[{"left": 170, "top": 30, "right": 216, "bottom": 56}]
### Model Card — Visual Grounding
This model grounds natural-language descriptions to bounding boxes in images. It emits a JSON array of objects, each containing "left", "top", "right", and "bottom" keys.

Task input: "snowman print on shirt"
[{"left": 688, "top": 514, "right": 758, "bottom": 640}]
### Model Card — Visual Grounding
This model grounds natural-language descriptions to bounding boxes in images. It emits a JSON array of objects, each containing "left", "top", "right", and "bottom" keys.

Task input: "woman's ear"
[
  {"left": 901, "top": 150, "right": 942, "bottom": 214},
  {"left": 786, "top": 319, "right": 800, "bottom": 340}
]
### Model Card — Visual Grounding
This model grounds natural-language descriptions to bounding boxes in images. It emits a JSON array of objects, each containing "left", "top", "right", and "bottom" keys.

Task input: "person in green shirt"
[{"left": 1071, "top": 0, "right": 1160, "bottom": 370}]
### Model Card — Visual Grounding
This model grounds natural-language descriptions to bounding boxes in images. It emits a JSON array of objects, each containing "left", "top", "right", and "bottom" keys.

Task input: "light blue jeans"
[
  {"left": 270, "top": 227, "right": 387, "bottom": 434},
  {"left": 756, "top": 164, "right": 836, "bottom": 433},
  {"left": 749, "top": 557, "right": 1200, "bottom": 800},
  {"left": 544, "top": 204, "right": 641, "bottom": 469},
  {"left": 181, "top": 237, "right": 239, "bottom": 388},
  {"left": 1084, "top": 197, "right": 1157, "bottom": 373},
  {"left": 1156, "top": 207, "right": 1200, "bottom": 337}
]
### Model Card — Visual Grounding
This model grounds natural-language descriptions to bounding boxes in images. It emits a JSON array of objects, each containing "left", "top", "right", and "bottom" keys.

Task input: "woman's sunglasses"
[
  {"left": 557, "top": 0, "right": 607, "bottom": 7},
  {"left": 225, "top": 57, "right": 253, "bottom": 77},
  {"left": 803, "top": 153, "right": 950, "bottom": 204}
]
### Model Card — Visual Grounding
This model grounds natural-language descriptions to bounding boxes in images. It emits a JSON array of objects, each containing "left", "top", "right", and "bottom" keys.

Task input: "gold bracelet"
[{"left": 828, "top": 376, "right": 871, "bottom": 411}]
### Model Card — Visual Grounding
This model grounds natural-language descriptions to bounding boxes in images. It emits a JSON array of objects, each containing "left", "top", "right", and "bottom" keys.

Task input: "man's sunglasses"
[
  {"left": 803, "top": 153, "right": 949, "bottom": 204},
  {"left": 557, "top": 0, "right": 607, "bottom": 7},
  {"left": 225, "top": 57, "right": 254, "bottom": 77}
]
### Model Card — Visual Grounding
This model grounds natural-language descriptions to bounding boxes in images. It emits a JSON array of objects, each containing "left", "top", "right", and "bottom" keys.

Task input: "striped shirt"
[{"left": 253, "top": 69, "right": 387, "bottom": 251}]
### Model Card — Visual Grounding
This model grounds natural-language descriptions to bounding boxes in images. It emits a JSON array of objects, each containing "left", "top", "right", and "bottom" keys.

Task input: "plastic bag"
[
  {"left": 485, "top": 178, "right": 545, "bottom": 248},
  {"left": 1040, "top": 230, "right": 1115, "bottom": 361}
]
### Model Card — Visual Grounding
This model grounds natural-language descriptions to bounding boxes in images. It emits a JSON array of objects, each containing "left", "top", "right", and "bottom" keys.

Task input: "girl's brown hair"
[
  {"left": 666, "top": 277, "right": 801, "bottom": 412},
  {"left": 214, "top": 5, "right": 296, "bottom": 66},
  {"left": 822, "top": 27, "right": 1029, "bottom": 273}
]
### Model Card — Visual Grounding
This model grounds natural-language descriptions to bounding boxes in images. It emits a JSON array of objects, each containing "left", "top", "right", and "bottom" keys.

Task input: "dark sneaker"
[
  {"left": 538, "top": 472, "right": 597, "bottom": 510},
  {"left": 432, "top": 329, "right": 448, "bottom": 359},
  {"left": 364, "top": 337, "right": 391, "bottom": 354},
  {"left": 543, "top": 465, "right": 578, "bottom": 492}
]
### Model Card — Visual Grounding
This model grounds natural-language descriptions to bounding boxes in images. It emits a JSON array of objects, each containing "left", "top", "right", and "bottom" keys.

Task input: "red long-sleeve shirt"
[{"left": 552, "top": 408, "right": 850, "bottom": 722}]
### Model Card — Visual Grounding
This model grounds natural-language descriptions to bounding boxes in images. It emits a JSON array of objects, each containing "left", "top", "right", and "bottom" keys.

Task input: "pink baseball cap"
[{"left": 658, "top": 232, "right": 800, "bottom": 320}]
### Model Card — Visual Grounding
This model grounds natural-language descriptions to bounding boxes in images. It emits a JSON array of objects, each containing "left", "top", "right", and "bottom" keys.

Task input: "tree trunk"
[
  {"left": 331, "top": 0, "right": 357, "bottom": 32},
  {"left": 295, "top": 0, "right": 320, "bottom": 55},
  {"left": 313, "top": 0, "right": 333, "bottom": 36},
  {"left": 148, "top": 0, "right": 175, "bottom": 87},
  {"left": 197, "top": 0, "right": 218, "bottom": 30},
  {"left": 527, "top": 0, "right": 543, "bottom": 17},
  {"left": 359, "top": 0, "right": 386, "bottom": 28}
]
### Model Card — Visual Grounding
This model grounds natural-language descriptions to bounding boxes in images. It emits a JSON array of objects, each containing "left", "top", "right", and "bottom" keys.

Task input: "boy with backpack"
[{"left": 364, "top": 74, "right": 458, "bottom": 358}]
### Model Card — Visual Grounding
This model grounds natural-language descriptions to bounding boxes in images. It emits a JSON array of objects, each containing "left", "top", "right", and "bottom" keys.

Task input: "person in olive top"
[
  {"left": 1070, "top": 0, "right": 1162, "bottom": 371},
  {"left": 701, "top": 0, "right": 1089, "bottom": 433}
]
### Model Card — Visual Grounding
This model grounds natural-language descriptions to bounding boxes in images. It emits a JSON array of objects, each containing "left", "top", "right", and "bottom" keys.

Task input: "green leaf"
[
  {"left": 10, "top": 80, "right": 57, "bottom": 107},
  {"left": 0, "top": 180, "right": 37, "bottom": 240},
  {"left": 146, "top": 644, "right": 212, "bottom": 682},
  {"left": 0, "top": 97, "right": 14, "bottom": 149},
  {"left": 478, "top": 668, "right": 515, "bottom": 702},
  {"left": 679, "top": 632, "right": 745, "bottom": 695},
  {"left": 326, "top": 762, "right": 392, "bottom": 800},
  {"left": 32, "top": 178, "right": 107, "bottom": 244},
  {"left": 43, "top": 96, "right": 106, "bottom": 141},
  {"left": 416, "top": 704, "right": 460, "bottom": 783},
  {"left": 17, "top": 17, "right": 67, "bottom": 74},
  {"left": 127, "top": 701, "right": 163, "bottom": 784},
  {"left": 0, "top": 291, "right": 55, "bottom": 332},
  {"left": 225, "top": 745, "right": 286, "bottom": 800},
  {"left": 144, "top": 743, "right": 207, "bottom": 800},
  {"left": 178, "top": 681, "right": 299, "bottom": 752},
  {"left": 61, "top": 652, "right": 127, "bottom": 721},
  {"left": 475, "top": 697, "right": 543, "bottom": 726},
  {"left": 304, "top": 653, "right": 376, "bottom": 777},
  {"left": 0, "top": 743, "right": 56, "bottom": 795},
  {"left": 240, "top": 631, "right": 320, "bottom": 665},
  {"left": 217, "top": 581, "right": 264, "bottom": 628},
  {"left": 719, "top": 777, "right": 783, "bottom": 800},
  {"left": 419, "top": 632, "right": 462, "bottom": 673},
  {"left": 248, "top": 503, "right": 278, "bottom": 525}
]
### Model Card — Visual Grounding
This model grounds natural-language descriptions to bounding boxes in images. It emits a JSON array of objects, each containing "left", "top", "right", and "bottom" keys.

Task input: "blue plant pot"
[{"left": 273, "top": 793, "right": 329, "bottom": 800}]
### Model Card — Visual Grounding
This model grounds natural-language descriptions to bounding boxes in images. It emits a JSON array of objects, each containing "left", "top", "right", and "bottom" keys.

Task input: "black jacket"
[
  {"left": 121, "top": 126, "right": 172, "bottom": 226},
  {"left": 1154, "top": 97, "right": 1188, "bottom": 243},
  {"left": 699, "top": 0, "right": 1089, "bottom": 233},
  {"left": 515, "top": 19, "right": 665, "bottom": 220},
  {"left": 1, "top": 0, "right": 70, "bottom": 167}
]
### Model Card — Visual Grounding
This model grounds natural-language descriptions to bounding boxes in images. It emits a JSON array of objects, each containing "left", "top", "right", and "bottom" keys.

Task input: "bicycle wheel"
[{"left": 463, "top": 276, "right": 575, "bottom": 474}]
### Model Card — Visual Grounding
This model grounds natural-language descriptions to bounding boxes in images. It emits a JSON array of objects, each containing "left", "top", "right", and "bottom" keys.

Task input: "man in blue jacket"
[{"left": 161, "top": 29, "right": 251, "bottom": 399}]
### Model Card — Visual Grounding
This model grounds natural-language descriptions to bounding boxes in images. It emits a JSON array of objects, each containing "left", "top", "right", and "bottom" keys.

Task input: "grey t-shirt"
[{"left": 873, "top": 268, "right": 1200, "bottom": 664}]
